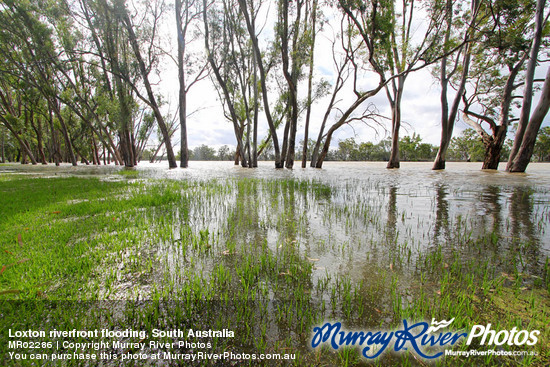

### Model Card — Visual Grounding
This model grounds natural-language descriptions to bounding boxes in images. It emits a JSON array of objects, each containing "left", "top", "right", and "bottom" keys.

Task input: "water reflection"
[
  {"left": 484, "top": 185, "right": 502, "bottom": 235},
  {"left": 509, "top": 187, "right": 536, "bottom": 244},
  {"left": 3, "top": 161, "right": 549, "bottom": 278},
  {"left": 433, "top": 184, "right": 450, "bottom": 246},
  {"left": 386, "top": 186, "right": 398, "bottom": 246}
]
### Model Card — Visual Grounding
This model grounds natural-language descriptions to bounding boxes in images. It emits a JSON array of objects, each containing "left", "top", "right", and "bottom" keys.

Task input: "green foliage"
[
  {"left": 190, "top": 144, "right": 218, "bottom": 161},
  {"left": 533, "top": 126, "right": 550, "bottom": 162},
  {"left": 466, "top": 0, "right": 539, "bottom": 116},
  {"left": 448, "top": 128, "right": 486, "bottom": 161},
  {"left": 328, "top": 135, "right": 436, "bottom": 161},
  {"left": 399, "top": 133, "right": 438, "bottom": 161}
]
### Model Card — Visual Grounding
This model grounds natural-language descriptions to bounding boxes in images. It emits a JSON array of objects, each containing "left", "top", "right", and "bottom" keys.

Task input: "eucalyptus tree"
[
  {"left": 0, "top": 80, "right": 39, "bottom": 165},
  {"left": 301, "top": 0, "right": 319, "bottom": 168},
  {"left": 277, "top": 0, "right": 311, "bottom": 168},
  {"left": 75, "top": 0, "right": 139, "bottom": 166},
  {"left": 0, "top": 0, "right": 124, "bottom": 166},
  {"left": 309, "top": 13, "right": 353, "bottom": 167},
  {"left": 460, "top": 0, "right": 541, "bottom": 169},
  {"left": 432, "top": 0, "right": 479, "bottom": 170},
  {"left": 507, "top": 0, "right": 550, "bottom": 172},
  {"left": 53, "top": 0, "right": 127, "bottom": 166},
  {"left": 238, "top": 0, "right": 283, "bottom": 167},
  {"left": 117, "top": 0, "right": 178, "bottom": 168},
  {"left": 310, "top": 0, "right": 449, "bottom": 168},
  {"left": 369, "top": 0, "right": 447, "bottom": 169},
  {"left": 310, "top": 12, "right": 386, "bottom": 168},
  {"left": 175, "top": 0, "right": 209, "bottom": 167},
  {"left": 72, "top": 0, "right": 178, "bottom": 168},
  {"left": 223, "top": 0, "right": 261, "bottom": 167},
  {"left": 76, "top": 0, "right": 125, "bottom": 165},
  {"left": 25, "top": 91, "right": 48, "bottom": 164},
  {"left": 203, "top": 0, "right": 249, "bottom": 167},
  {"left": 0, "top": 0, "right": 78, "bottom": 165}
]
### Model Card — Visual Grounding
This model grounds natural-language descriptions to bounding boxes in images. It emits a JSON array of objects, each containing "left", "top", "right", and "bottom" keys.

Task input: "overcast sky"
[{"left": 151, "top": 1, "right": 549, "bottom": 153}]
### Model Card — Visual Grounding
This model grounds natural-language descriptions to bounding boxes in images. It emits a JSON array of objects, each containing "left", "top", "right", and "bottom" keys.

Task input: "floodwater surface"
[{"left": 4, "top": 161, "right": 549, "bottom": 276}]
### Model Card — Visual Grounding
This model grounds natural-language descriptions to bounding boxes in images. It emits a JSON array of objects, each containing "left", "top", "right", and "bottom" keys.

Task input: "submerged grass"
[{"left": 0, "top": 172, "right": 548, "bottom": 366}]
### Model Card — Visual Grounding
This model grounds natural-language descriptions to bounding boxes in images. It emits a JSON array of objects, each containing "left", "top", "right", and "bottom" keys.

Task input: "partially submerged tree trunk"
[
  {"left": 279, "top": 0, "right": 304, "bottom": 169},
  {"left": 174, "top": 0, "right": 207, "bottom": 168},
  {"left": 120, "top": 4, "right": 177, "bottom": 169},
  {"left": 238, "top": 0, "right": 282, "bottom": 168},
  {"left": 203, "top": 0, "right": 247, "bottom": 167},
  {"left": 507, "top": 0, "right": 548, "bottom": 172},
  {"left": 302, "top": 0, "right": 317, "bottom": 168},
  {"left": 508, "top": 67, "right": 550, "bottom": 172},
  {"left": 175, "top": 0, "right": 188, "bottom": 168},
  {"left": 310, "top": 45, "right": 349, "bottom": 168},
  {"left": 433, "top": 0, "right": 475, "bottom": 170},
  {"left": 315, "top": 87, "right": 383, "bottom": 167},
  {"left": 252, "top": 47, "right": 259, "bottom": 168},
  {"left": 386, "top": 76, "right": 405, "bottom": 169},
  {"left": 462, "top": 54, "right": 526, "bottom": 170}
]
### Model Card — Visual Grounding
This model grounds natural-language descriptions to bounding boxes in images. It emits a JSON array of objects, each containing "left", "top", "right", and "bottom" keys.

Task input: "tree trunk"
[
  {"left": 0, "top": 116, "right": 38, "bottom": 165},
  {"left": 310, "top": 75, "right": 342, "bottom": 167},
  {"left": 508, "top": 66, "right": 550, "bottom": 172},
  {"left": 92, "top": 136, "right": 101, "bottom": 165},
  {"left": 280, "top": 0, "right": 302, "bottom": 169},
  {"left": 315, "top": 86, "right": 384, "bottom": 168},
  {"left": 387, "top": 77, "right": 404, "bottom": 169},
  {"left": 1, "top": 130, "right": 4, "bottom": 163},
  {"left": 507, "top": 0, "right": 546, "bottom": 170},
  {"left": 433, "top": 51, "right": 470, "bottom": 170},
  {"left": 302, "top": 0, "right": 317, "bottom": 168},
  {"left": 30, "top": 114, "right": 48, "bottom": 165},
  {"left": 47, "top": 110, "right": 60, "bottom": 166},
  {"left": 482, "top": 141, "right": 502, "bottom": 169},
  {"left": 280, "top": 116, "right": 291, "bottom": 167},
  {"left": 176, "top": 0, "right": 189, "bottom": 168},
  {"left": 433, "top": 0, "right": 474, "bottom": 170},
  {"left": 480, "top": 128, "right": 503, "bottom": 170},
  {"left": 21, "top": 147, "right": 28, "bottom": 164},
  {"left": 252, "top": 49, "right": 258, "bottom": 168},
  {"left": 234, "top": 148, "right": 240, "bottom": 166},
  {"left": 120, "top": 5, "right": 177, "bottom": 169},
  {"left": 50, "top": 101, "right": 77, "bottom": 166},
  {"left": 238, "top": 0, "right": 282, "bottom": 168},
  {"left": 387, "top": 109, "right": 400, "bottom": 169},
  {"left": 202, "top": 0, "right": 247, "bottom": 167},
  {"left": 387, "top": 101, "right": 401, "bottom": 169}
]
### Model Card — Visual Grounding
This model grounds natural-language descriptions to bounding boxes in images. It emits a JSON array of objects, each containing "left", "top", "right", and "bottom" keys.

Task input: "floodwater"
[{"left": 4, "top": 160, "right": 550, "bottom": 282}]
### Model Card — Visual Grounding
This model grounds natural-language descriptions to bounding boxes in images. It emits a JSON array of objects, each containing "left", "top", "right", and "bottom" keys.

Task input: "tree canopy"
[{"left": 0, "top": 0, "right": 548, "bottom": 172}]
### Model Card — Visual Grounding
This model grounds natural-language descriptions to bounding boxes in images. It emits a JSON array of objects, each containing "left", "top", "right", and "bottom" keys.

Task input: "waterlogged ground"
[{"left": 1, "top": 161, "right": 549, "bottom": 366}]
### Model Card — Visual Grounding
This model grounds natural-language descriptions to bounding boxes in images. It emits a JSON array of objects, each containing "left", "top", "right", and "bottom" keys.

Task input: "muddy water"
[{"left": 4, "top": 161, "right": 549, "bottom": 284}]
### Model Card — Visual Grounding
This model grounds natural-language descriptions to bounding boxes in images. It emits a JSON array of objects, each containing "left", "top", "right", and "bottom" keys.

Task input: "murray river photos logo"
[{"left": 310, "top": 318, "right": 540, "bottom": 360}]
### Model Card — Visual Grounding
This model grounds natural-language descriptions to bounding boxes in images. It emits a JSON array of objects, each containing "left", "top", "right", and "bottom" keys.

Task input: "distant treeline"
[{"left": 148, "top": 128, "right": 549, "bottom": 163}]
